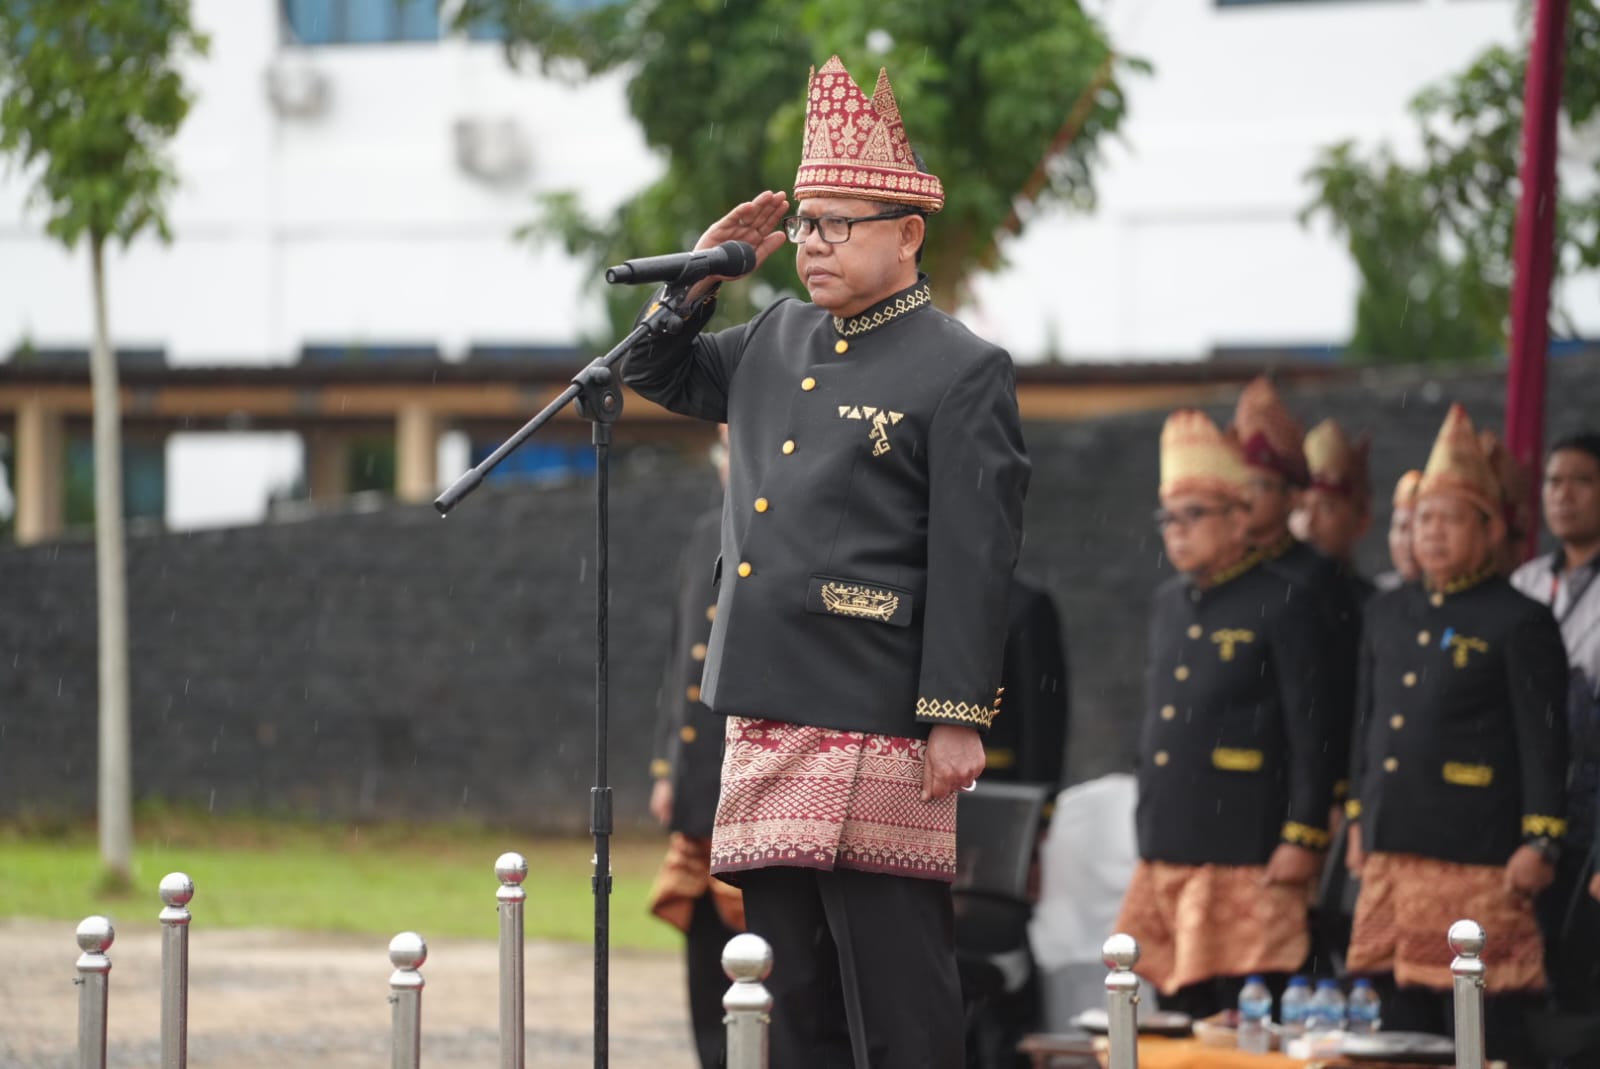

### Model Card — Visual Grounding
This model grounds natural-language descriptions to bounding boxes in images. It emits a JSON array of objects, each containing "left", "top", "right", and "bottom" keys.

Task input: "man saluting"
[{"left": 624, "top": 56, "right": 1029, "bottom": 1069}]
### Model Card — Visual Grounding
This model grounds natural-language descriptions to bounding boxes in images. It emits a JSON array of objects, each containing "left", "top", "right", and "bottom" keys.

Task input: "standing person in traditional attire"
[
  {"left": 1299, "top": 418, "right": 1375, "bottom": 598},
  {"left": 1511, "top": 432, "right": 1600, "bottom": 1029},
  {"left": 647, "top": 428, "right": 745, "bottom": 1069},
  {"left": 1345, "top": 404, "right": 1569, "bottom": 1064},
  {"left": 1375, "top": 470, "right": 1423, "bottom": 592},
  {"left": 623, "top": 55, "right": 1028, "bottom": 1069},
  {"left": 1481, "top": 429, "right": 1538, "bottom": 576},
  {"left": 1113, "top": 410, "right": 1335, "bottom": 1020}
]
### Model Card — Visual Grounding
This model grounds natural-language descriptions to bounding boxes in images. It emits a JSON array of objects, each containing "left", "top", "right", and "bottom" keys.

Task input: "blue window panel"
[
  {"left": 471, "top": 442, "right": 597, "bottom": 484},
  {"left": 285, "top": 0, "right": 334, "bottom": 45},
  {"left": 284, "top": 0, "right": 438, "bottom": 45},
  {"left": 396, "top": 0, "right": 440, "bottom": 42},
  {"left": 466, "top": 15, "right": 505, "bottom": 40}
]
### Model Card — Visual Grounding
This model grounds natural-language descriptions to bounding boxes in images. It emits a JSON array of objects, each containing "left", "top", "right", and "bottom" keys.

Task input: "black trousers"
[
  {"left": 685, "top": 891, "right": 739, "bottom": 1069},
  {"left": 738, "top": 866, "right": 964, "bottom": 1069},
  {"left": 1370, "top": 976, "right": 1541, "bottom": 1068}
]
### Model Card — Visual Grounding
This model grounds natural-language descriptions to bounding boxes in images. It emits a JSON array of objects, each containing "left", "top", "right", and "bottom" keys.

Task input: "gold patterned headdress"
[
  {"left": 1304, "top": 419, "right": 1372, "bottom": 507},
  {"left": 794, "top": 56, "right": 945, "bottom": 213},
  {"left": 1392, "top": 469, "right": 1422, "bottom": 510},
  {"left": 1232, "top": 376, "right": 1309, "bottom": 487},
  {"left": 1478, "top": 429, "right": 1534, "bottom": 550},
  {"left": 1418, "top": 405, "right": 1502, "bottom": 519},
  {"left": 1160, "top": 410, "right": 1251, "bottom": 503}
]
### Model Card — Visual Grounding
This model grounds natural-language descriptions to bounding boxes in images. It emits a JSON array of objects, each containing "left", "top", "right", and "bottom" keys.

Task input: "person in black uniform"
[
  {"left": 623, "top": 55, "right": 1028, "bottom": 1069},
  {"left": 647, "top": 428, "right": 744, "bottom": 1069},
  {"left": 1345, "top": 404, "right": 1569, "bottom": 1065},
  {"left": 1113, "top": 409, "right": 1336, "bottom": 1020},
  {"left": 984, "top": 574, "right": 1069, "bottom": 795}
]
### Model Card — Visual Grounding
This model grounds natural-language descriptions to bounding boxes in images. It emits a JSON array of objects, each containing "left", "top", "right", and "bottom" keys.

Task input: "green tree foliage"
[
  {"left": 456, "top": 0, "right": 1143, "bottom": 337},
  {"left": 0, "top": 0, "right": 208, "bottom": 881},
  {"left": 1303, "top": 0, "right": 1600, "bottom": 364}
]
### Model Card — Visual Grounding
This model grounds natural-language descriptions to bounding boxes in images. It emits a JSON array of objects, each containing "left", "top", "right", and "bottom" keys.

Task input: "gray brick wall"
[{"left": 4, "top": 356, "right": 1596, "bottom": 831}]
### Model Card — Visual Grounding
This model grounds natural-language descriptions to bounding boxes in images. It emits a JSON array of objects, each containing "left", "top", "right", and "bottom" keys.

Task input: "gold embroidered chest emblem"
[
  {"left": 1443, "top": 630, "right": 1490, "bottom": 668},
  {"left": 1211, "top": 629, "right": 1256, "bottom": 662},
  {"left": 838, "top": 405, "right": 905, "bottom": 456},
  {"left": 820, "top": 582, "right": 901, "bottom": 622}
]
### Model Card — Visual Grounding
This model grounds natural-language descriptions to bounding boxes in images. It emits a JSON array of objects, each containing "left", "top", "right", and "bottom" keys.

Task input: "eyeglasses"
[
  {"left": 1153, "top": 505, "right": 1233, "bottom": 530},
  {"left": 783, "top": 210, "right": 914, "bottom": 245}
]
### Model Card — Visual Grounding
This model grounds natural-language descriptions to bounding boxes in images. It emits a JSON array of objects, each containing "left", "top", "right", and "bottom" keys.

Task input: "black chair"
[{"left": 955, "top": 781, "right": 1052, "bottom": 1069}]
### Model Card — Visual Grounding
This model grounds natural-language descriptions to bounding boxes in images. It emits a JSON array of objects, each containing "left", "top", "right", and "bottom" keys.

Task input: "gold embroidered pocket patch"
[
  {"left": 1442, "top": 762, "right": 1494, "bottom": 787},
  {"left": 1212, "top": 748, "right": 1264, "bottom": 772},
  {"left": 805, "top": 575, "right": 915, "bottom": 627},
  {"left": 1210, "top": 628, "right": 1256, "bottom": 662},
  {"left": 837, "top": 405, "right": 905, "bottom": 456}
]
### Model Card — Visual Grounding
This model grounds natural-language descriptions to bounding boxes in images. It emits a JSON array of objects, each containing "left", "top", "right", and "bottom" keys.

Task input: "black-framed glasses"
[
  {"left": 783, "top": 210, "right": 914, "bottom": 245},
  {"left": 1153, "top": 505, "right": 1233, "bottom": 530}
]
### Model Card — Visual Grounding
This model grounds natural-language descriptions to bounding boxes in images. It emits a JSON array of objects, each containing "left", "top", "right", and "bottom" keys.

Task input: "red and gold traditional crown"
[
  {"left": 1304, "top": 418, "right": 1372, "bottom": 506},
  {"left": 1392, "top": 469, "right": 1422, "bottom": 510},
  {"left": 1231, "top": 376, "right": 1309, "bottom": 486},
  {"left": 1160, "top": 410, "right": 1251, "bottom": 503},
  {"left": 1418, "top": 404, "right": 1501, "bottom": 519},
  {"left": 793, "top": 56, "right": 944, "bottom": 213}
]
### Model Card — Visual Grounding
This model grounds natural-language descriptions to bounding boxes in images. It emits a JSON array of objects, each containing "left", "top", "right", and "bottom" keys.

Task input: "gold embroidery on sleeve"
[{"left": 916, "top": 696, "right": 997, "bottom": 729}]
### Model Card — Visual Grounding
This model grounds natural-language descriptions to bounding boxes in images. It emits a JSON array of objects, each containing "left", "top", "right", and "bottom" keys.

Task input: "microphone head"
[{"left": 718, "top": 240, "right": 757, "bottom": 277}]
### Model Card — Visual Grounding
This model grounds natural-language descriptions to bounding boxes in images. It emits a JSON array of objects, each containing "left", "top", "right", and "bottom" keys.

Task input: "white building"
[{"left": 0, "top": 0, "right": 1578, "bottom": 529}]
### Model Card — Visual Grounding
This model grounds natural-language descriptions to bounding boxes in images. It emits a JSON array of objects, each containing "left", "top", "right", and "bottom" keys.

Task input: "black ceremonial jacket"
[
  {"left": 1137, "top": 556, "right": 1337, "bottom": 866},
  {"left": 650, "top": 505, "right": 728, "bottom": 839},
  {"left": 623, "top": 276, "right": 1030, "bottom": 739},
  {"left": 983, "top": 573, "right": 1070, "bottom": 792},
  {"left": 1349, "top": 574, "right": 1570, "bottom": 866}
]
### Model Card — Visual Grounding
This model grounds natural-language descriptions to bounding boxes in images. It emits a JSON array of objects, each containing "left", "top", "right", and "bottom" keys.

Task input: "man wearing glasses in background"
[
  {"left": 1114, "top": 409, "right": 1336, "bottom": 1020},
  {"left": 623, "top": 56, "right": 1028, "bottom": 1068}
]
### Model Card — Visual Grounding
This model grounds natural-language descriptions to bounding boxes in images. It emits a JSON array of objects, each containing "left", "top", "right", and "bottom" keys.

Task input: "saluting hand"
[
  {"left": 692, "top": 191, "right": 790, "bottom": 276},
  {"left": 922, "top": 724, "right": 985, "bottom": 803}
]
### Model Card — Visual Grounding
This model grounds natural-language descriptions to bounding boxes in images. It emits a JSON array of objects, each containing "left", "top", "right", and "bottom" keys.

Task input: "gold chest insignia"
[
  {"left": 1442, "top": 629, "right": 1489, "bottom": 668},
  {"left": 1210, "top": 628, "right": 1256, "bottom": 662},
  {"left": 820, "top": 582, "right": 901, "bottom": 622},
  {"left": 838, "top": 405, "right": 905, "bottom": 456}
]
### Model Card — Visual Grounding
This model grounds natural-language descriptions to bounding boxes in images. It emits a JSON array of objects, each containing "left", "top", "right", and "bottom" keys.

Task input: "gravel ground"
[{"left": 0, "top": 919, "right": 699, "bottom": 1069}]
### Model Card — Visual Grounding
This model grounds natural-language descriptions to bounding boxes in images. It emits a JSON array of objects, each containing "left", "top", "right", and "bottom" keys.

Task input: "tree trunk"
[{"left": 89, "top": 235, "right": 133, "bottom": 884}]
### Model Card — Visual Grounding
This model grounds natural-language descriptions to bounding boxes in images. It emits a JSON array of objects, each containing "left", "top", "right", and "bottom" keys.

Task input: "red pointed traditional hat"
[
  {"left": 1304, "top": 418, "right": 1372, "bottom": 505},
  {"left": 1231, "top": 376, "right": 1309, "bottom": 487},
  {"left": 794, "top": 56, "right": 944, "bottom": 213},
  {"left": 1418, "top": 404, "right": 1501, "bottom": 519}
]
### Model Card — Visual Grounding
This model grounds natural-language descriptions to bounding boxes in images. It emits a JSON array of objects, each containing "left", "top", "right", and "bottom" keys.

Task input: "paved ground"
[{"left": 0, "top": 918, "right": 699, "bottom": 1068}]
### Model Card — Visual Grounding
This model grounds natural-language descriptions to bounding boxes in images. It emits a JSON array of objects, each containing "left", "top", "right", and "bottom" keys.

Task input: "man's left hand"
[
  {"left": 1262, "top": 843, "right": 1321, "bottom": 886},
  {"left": 1505, "top": 845, "right": 1556, "bottom": 898},
  {"left": 921, "top": 724, "right": 985, "bottom": 802}
]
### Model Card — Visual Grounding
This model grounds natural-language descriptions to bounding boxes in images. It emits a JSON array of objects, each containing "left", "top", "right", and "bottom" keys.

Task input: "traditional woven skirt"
[
  {"left": 1112, "top": 859, "right": 1311, "bottom": 995},
  {"left": 710, "top": 717, "right": 958, "bottom": 882},
  {"left": 1346, "top": 852, "right": 1545, "bottom": 993},
  {"left": 648, "top": 832, "right": 746, "bottom": 934}
]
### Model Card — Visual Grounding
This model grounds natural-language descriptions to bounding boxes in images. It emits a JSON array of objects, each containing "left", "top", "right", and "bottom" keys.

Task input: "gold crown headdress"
[{"left": 1160, "top": 410, "right": 1251, "bottom": 503}]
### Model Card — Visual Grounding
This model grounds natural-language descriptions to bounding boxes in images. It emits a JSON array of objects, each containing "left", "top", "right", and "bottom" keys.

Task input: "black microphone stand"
[{"left": 435, "top": 293, "right": 692, "bottom": 1069}]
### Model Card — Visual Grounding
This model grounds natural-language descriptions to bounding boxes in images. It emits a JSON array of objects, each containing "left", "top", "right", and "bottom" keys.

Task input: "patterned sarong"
[
  {"left": 1112, "top": 859, "right": 1311, "bottom": 995},
  {"left": 1346, "top": 852, "right": 1545, "bottom": 993},
  {"left": 648, "top": 832, "right": 746, "bottom": 934},
  {"left": 710, "top": 717, "right": 958, "bottom": 882}
]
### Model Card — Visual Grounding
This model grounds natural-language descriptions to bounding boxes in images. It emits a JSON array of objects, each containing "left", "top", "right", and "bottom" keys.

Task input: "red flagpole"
[{"left": 1505, "top": 0, "right": 1569, "bottom": 560}]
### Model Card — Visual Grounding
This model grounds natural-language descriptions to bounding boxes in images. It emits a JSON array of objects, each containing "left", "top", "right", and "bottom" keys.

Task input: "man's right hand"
[
  {"left": 649, "top": 778, "right": 674, "bottom": 826},
  {"left": 1346, "top": 821, "right": 1366, "bottom": 876},
  {"left": 680, "top": 191, "right": 790, "bottom": 303}
]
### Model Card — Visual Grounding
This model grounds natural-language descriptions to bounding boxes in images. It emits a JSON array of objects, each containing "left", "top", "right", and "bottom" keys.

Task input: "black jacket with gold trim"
[
  {"left": 1347, "top": 575, "right": 1570, "bottom": 866},
  {"left": 1137, "top": 556, "right": 1337, "bottom": 865},
  {"left": 623, "top": 276, "right": 1030, "bottom": 739},
  {"left": 983, "top": 573, "right": 1069, "bottom": 791},
  {"left": 650, "top": 505, "right": 728, "bottom": 839}
]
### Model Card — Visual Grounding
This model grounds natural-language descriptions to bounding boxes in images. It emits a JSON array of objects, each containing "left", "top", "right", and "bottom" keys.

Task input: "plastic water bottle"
[
  {"left": 1279, "top": 975, "right": 1312, "bottom": 1039},
  {"left": 1306, "top": 978, "right": 1347, "bottom": 1033},
  {"left": 1347, "top": 978, "right": 1381, "bottom": 1034},
  {"left": 1237, "top": 975, "right": 1273, "bottom": 1053}
]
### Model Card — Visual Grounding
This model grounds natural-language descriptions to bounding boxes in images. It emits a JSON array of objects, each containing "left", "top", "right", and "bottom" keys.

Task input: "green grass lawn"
[{"left": 0, "top": 808, "right": 681, "bottom": 952}]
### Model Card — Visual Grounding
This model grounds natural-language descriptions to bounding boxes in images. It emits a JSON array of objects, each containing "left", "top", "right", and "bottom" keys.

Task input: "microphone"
[{"left": 605, "top": 240, "right": 756, "bottom": 286}]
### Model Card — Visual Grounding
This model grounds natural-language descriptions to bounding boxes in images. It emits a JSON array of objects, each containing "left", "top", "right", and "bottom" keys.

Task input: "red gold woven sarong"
[
  {"left": 1112, "top": 859, "right": 1310, "bottom": 995},
  {"left": 648, "top": 832, "right": 746, "bottom": 934},
  {"left": 710, "top": 717, "right": 958, "bottom": 882},
  {"left": 1347, "top": 852, "right": 1545, "bottom": 993}
]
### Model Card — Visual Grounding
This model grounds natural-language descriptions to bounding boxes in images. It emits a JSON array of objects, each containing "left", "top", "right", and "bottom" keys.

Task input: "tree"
[
  {"left": 1303, "top": 0, "right": 1600, "bottom": 364},
  {"left": 456, "top": 0, "right": 1144, "bottom": 338},
  {"left": 0, "top": 0, "right": 208, "bottom": 884}
]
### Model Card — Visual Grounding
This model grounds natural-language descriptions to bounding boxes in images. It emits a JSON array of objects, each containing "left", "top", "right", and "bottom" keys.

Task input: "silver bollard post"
[
  {"left": 722, "top": 933, "right": 774, "bottom": 1069},
  {"left": 74, "top": 916, "right": 115, "bottom": 1069},
  {"left": 389, "top": 932, "right": 427, "bottom": 1069},
  {"left": 1448, "top": 919, "right": 1487, "bottom": 1069},
  {"left": 159, "top": 872, "right": 195, "bottom": 1069},
  {"left": 1103, "top": 933, "right": 1141, "bottom": 1069},
  {"left": 495, "top": 852, "right": 528, "bottom": 1069}
]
